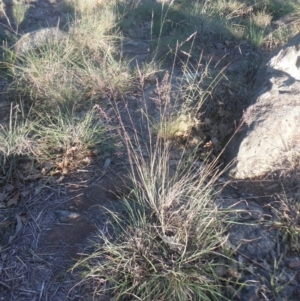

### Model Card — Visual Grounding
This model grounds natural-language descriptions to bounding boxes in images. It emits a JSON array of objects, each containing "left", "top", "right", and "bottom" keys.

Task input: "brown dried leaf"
[
  {"left": 82, "top": 157, "right": 92, "bottom": 165},
  {"left": 20, "top": 190, "right": 30, "bottom": 198},
  {"left": 62, "top": 167, "right": 68, "bottom": 175},
  {"left": 56, "top": 175, "right": 65, "bottom": 183},
  {"left": 51, "top": 169, "right": 62, "bottom": 176},
  {"left": 63, "top": 157, "right": 70, "bottom": 166},
  {"left": 218, "top": 108, "right": 233, "bottom": 117},
  {"left": 7, "top": 191, "right": 19, "bottom": 207},
  {"left": 20, "top": 213, "right": 27, "bottom": 224},
  {"left": 289, "top": 260, "right": 300, "bottom": 269},
  {"left": 0, "top": 192, "right": 6, "bottom": 202},
  {"left": 3, "top": 184, "right": 14, "bottom": 193},
  {"left": 66, "top": 146, "right": 78, "bottom": 156},
  {"left": 86, "top": 150, "right": 97, "bottom": 157},
  {"left": 8, "top": 214, "right": 23, "bottom": 243},
  {"left": 57, "top": 161, "right": 64, "bottom": 169},
  {"left": 203, "top": 141, "right": 213, "bottom": 149},
  {"left": 41, "top": 162, "right": 53, "bottom": 175}
]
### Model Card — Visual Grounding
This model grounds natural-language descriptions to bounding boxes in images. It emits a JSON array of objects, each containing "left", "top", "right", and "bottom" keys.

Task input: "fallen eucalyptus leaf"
[
  {"left": 7, "top": 191, "right": 19, "bottom": 207},
  {"left": 56, "top": 175, "right": 65, "bottom": 183},
  {"left": 20, "top": 190, "right": 30, "bottom": 198},
  {"left": 0, "top": 192, "right": 6, "bottom": 202},
  {"left": 9, "top": 214, "right": 23, "bottom": 243}
]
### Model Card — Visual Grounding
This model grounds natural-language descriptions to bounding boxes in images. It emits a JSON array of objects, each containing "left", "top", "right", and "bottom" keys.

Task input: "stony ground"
[{"left": 0, "top": 1, "right": 300, "bottom": 301}]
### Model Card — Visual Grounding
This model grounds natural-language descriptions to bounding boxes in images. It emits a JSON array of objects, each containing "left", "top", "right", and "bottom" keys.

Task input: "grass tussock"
[
  {"left": 72, "top": 82, "right": 236, "bottom": 300},
  {"left": 33, "top": 105, "right": 110, "bottom": 164},
  {"left": 74, "top": 150, "right": 233, "bottom": 300},
  {"left": 0, "top": 2, "right": 131, "bottom": 177},
  {"left": 270, "top": 189, "right": 300, "bottom": 252},
  {"left": 0, "top": 104, "right": 37, "bottom": 176},
  {"left": 12, "top": 0, "right": 30, "bottom": 32},
  {"left": 123, "top": 0, "right": 300, "bottom": 51},
  {"left": 8, "top": 9, "right": 131, "bottom": 113}
]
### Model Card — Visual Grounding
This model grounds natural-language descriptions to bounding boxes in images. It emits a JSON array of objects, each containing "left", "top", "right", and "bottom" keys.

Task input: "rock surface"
[
  {"left": 14, "top": 27, "right": 66, "bottom": 54},
  {"left": 226, "top": 33, "right": 300, "bottom": 179},
  {"left": 229, "top": 224, "right": 275, "bottom": 258}
]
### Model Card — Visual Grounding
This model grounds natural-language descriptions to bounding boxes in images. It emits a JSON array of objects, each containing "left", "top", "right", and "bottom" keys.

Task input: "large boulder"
[{"left": 226, "top": 34, "right": 300, "bottom": 179}]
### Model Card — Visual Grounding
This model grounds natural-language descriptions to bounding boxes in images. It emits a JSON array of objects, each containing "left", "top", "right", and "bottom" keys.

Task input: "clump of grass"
[
  {"left": 0, "top": 1, "right": 134, "bottom": 177},
  {"left": 119, "top": 0, "right": 179, "bottom": 35},
  {"left": 270, "top": 189, "right": 300, "bottom": 252},
  {"left": 10, "top": 38, "right": 86, "bottom": 111},
  {"left": 8, "top": 3, "right": 132, "bottom": 115},
  {"left": 33, "top": 105, "right": 110, "bottom": 164},
  {"left": 74, "top": 143, "right": 233, "bottom": 300},
  {"left": 251, "top": 10, "right": 272, "bottom": 28},
  {"left": 12, "top": 0, "right": 30, "bottom": 32},
  {"left": 201, "top": 0, "right": 248, "bottom": 19},
  {"left": 256, "top": 0, "right": 300, "bottom": 19},
  {"left": 248, "top": 15, "right": 267, "bottom": 48},
  {"left": 0, "top": 104, "right": 36, "bottom": 177},
  {"left": 73, "top": 78, "right": 236, "bottom": 300},
  {"left": 156, "top": 114, "right": 197, "bottom": 140}
]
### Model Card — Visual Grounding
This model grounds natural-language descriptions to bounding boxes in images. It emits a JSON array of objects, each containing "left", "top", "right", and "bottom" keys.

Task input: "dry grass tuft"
[
  {"left": 0, "top": 104, "right": 37, "bottom": 177},
  {"left": 72, "top": 73, "right": 237, "bottom": 300},
  {"left": 0, "top": 1, "right": 130, "bottom": 177}
]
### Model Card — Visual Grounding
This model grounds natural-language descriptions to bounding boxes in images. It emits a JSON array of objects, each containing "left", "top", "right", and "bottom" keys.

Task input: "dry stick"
[
  {"left": 235, "top": 249, "right": 267, "bottom": 271},
  {"left": 0, "top": 280, "right": 11, "bottom": 290},
  {"left": 39, "top": 280, "right": 45, "bottom": 301}
]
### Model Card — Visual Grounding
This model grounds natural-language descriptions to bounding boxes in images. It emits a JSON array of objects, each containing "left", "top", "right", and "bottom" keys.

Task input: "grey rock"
[
  {"left": 288, "top": 258, "right": 300, "bottom": 270},
  {"left": 229, "top": 224, "right": 275, "bottom": 258},
  {"left": 14, "top": 28, "right": 67, "bottom": 54},
  {"left": 226, "top": 33, "right": 300, "bottom": 179},
  {"left": 54, "top": 210, "right": 80, "bottom": 223}
]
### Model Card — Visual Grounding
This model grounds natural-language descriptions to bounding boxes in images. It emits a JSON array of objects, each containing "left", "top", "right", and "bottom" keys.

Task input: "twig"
[
  {"left": 0, "top": 280, "right": 11, "bottom": 290},
  {"left": 39, "top": 281, "right": 45, "bottom": 301}
]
